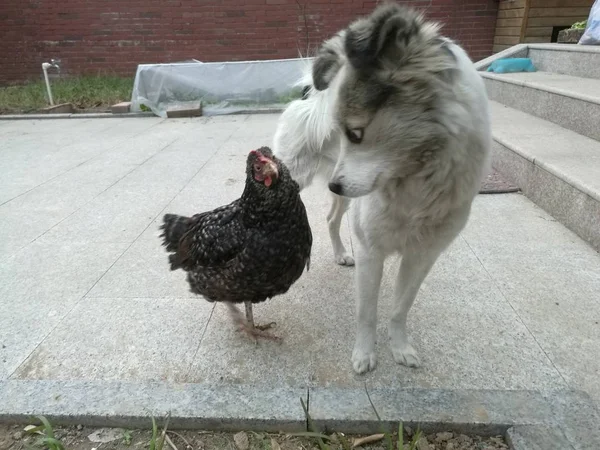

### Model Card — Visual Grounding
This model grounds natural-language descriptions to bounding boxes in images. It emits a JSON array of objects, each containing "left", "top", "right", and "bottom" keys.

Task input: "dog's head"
[{"left": 314, "top": 3, "right": 457, "bottom": 198}]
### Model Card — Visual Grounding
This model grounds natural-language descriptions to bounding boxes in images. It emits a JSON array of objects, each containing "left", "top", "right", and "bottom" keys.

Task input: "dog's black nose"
[{"left": 328, "top": 182, "right": 343, "bottom": 195}]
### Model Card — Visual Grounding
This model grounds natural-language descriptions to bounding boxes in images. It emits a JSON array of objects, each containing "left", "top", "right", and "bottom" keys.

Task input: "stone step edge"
[
  {"left": 493, "top": 133, "right": 600, "bottom": 204},
  {"left": 481, "top": 72, "right": 600, "bottom": 106}
]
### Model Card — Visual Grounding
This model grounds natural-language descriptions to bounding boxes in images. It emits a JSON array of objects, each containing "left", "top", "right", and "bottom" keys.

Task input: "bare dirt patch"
[{"left": 0, "top": 423, "right": 508, "bottom": 450}]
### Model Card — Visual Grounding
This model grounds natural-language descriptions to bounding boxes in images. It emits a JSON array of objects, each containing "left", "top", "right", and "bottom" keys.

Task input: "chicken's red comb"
[{"left": 250, "top": 149, "right": 272, "bottom": 162}]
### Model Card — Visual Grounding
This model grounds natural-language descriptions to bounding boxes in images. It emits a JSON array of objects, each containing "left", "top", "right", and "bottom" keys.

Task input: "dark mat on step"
[{"left": 479, "top": 168, "right": 520, "bottom": 194}]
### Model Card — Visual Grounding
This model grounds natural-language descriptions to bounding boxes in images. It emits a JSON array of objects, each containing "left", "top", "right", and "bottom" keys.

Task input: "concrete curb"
[
  {"left": 0, "top": 112, "right": 156, "bottom": 120},
  {"left": 0, "top": 380, "right": 307, "bottom": 432},
  {"left": 0, "top": 108, "right": 284, "bottom": 120},
  {"left": 0, "top": 381, "right": 598, "bottom": 448}
]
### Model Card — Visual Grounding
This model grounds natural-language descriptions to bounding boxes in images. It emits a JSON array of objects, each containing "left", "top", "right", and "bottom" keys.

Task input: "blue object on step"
[{"left": 486, "top": 58, "right": 537, "bottom": 73}]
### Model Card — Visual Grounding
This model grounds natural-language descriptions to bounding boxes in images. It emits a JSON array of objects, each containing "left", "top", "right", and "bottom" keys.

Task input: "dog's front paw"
[
  {"left": 391, "top": 343, "right": 421, "bottom": 368},
  {"left": 335, "top": 253, "right": 355, "bottom": 266},
  {"left": 352, "top": 347, "right": 377, "bottom": 374}
]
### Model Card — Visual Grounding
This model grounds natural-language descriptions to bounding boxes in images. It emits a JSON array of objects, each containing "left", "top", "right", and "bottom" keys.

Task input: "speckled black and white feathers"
[{"left": 159, "top": 146, "right": 312, "bottom": 306}]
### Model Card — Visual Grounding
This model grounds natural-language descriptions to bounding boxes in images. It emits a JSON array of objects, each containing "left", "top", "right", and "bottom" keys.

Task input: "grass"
[
  {"left": 21, "top": 408, "right": 422, "bottom": 450},
  {"left": 14, "top": 413, "right": 505, "bottom": 450},
  {"left": 0, "top": 75, "right": 303, "bottom": 114},
  {"left": 0, "top": 75, "right": 134, "bottom": 114},
  {"left": 295, "top": 396, "right": 424, "bottom": 450},
  {"left": 121, "top": 429, "right": 133, "bottom": 446},
  {"left": 23, "top": 416, "right": 66, "bottom": 450}
]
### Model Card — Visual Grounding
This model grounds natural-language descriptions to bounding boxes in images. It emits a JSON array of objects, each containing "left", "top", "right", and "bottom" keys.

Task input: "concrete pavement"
[{"left": 0, "top": 115, "right": 599, "bottom": 447}]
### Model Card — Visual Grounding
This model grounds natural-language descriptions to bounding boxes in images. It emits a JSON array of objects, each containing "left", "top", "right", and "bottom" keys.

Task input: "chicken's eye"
[{"left": 254, "top": 164, "right": 262, "bottom": 172}]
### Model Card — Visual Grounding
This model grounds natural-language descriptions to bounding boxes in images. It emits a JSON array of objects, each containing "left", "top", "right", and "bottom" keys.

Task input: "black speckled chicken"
[{"left": 159, "top": 147, "right": 312, "bottom": 342}]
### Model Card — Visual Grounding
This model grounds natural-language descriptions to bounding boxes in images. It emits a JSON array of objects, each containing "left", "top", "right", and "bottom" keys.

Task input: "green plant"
[
  {"left": 293, "top": 394, "right": 423, "bottom": 450},
  {"left": 24, "top": 416, "right": 66, "bottom": 450},
  {"left": 0, "top": 75, "right": 133, "bottom": 114},
  {"left": 149, "top": 415, "right": 170, "bottom": 450},
  {"left": 122, "top": 429, "right": 133, "bottom": 446},
  {"left": 571, "top": 20, "right": 587, "bottom": 29}
]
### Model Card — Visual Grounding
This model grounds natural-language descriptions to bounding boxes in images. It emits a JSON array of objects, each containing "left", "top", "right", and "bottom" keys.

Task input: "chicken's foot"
[
  {"left": 225, "top": 302, "right": 281, "bottom": 343},
  {"left": 244, "top": 301, "right": 277, "bottom": 331}
]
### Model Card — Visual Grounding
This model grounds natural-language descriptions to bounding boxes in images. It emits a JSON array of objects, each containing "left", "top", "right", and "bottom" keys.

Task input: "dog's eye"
[{"left": 345, "top": 127, "right": 364, "bottom": 144}]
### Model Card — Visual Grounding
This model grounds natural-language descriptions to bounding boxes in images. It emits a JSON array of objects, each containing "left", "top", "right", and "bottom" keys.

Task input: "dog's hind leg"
[
  {"left": 351, "top": 246, "right": 383, "bottom": 374},
  {"left": 388, "top": 244, "right": 446, "bottom": 368},
  {"left": 327, "top": 193, "right": 354, "bottom": 266}
]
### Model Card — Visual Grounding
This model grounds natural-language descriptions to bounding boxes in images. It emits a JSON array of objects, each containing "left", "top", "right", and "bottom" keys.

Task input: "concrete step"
[
  {"left": 482, "top": 71, "right": 600, "bottom": 142},
  {"left": 490, "top": 100, "right": 600, "bottom": 252},
  {"left": 526, "top": 43, "right": 600, "bottom": 81}
]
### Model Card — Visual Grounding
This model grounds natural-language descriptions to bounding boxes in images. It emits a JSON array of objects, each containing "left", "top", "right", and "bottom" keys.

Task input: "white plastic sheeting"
[
  {"left": 130, "top": 58, "right": 311, "bottom": 117},
  {"left": 579, "top": 0, "right": 600, "bottom": 45}
]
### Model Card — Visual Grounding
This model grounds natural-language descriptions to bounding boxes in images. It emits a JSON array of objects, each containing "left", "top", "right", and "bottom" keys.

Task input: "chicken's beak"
[{"left": 263, "top": 160, "right": 279, "bottom": 180}]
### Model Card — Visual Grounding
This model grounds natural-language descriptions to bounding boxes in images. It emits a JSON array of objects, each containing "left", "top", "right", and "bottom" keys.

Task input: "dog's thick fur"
[{"left": 273, "top": 3, "right": 491, "bottom": 374}]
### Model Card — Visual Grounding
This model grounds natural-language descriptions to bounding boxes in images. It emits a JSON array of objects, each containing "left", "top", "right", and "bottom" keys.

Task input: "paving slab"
[
  {"left": 0, "top": 241, "right": 129, "bottom": 379},
  {"left": 0, "top": 295, "right": 81, "bottom": 380},
  {"left": 0, "top": 115, "right": 599, "bottom": 448},
  {"left": 35, "top": 139, "right": 218, "bottom": 245},
  {"left": 12, "top": 297, "right": 213, "bottom": 382},
  {"left": 183, "top": 189, "right": 565, "bottom": 392},
  {"left": 462, "top": 194, "right": 600, "bottom": 403},
  {"left": 0, "top": 118, "right": 162, "bottom": 205}
]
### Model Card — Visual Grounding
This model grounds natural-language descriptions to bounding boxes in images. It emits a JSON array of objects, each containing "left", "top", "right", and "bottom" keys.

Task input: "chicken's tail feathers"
[
  {"left": 168, "top": 253, "right": 184, "bottom": 271},
  {"left": 159, "top": 213, "right": 190, "bottom": 252}
]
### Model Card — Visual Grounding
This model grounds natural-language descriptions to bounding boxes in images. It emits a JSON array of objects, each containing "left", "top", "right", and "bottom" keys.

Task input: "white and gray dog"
[{"left": 273, "top": 3, "right": 491, "bottom": 374}]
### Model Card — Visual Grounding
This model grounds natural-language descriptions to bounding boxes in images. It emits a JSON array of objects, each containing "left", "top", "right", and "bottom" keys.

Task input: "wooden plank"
[
  {"left": 495, "top": 26, "right": 523, "bottom": 36},
  {"left": 493, "top": 44, "right": 512, "bottom": 53},
  {"left": 524, "top": 26, "right": 553, "bottom": 37},
  {"left": 497, "top": 18, "right": 524, "bottom": 27},
  {"left": 530, "top": 0, "right": 593, "bottom": 7},
  {"left": 498, "top": 8, "right": 525, "bottom": 19},
  {"left": 524, "top": 36, "right": 552, "bottom": 43},
  {"left": 529, "top": 7, "right": 592, "bottom": 17},
  {"left": 494, "top": 35, "right": 521, "bottom": 46},
  {"left": 520, "top": 0, "right": 531, "bottom": 42},
  {"left": 527, "top": 16, "right": 590, "bottom": 27},
  {"left": 500, "top": 0, "right": 526, "bottom": 10}
]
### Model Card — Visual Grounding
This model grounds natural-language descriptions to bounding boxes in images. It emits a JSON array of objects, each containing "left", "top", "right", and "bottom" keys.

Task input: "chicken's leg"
[
  {"left": 244, "top": 301, "right": 276, "bottom": 332},
  {"left": 225, "top": 302, "right": 281, "bottom": 343}
]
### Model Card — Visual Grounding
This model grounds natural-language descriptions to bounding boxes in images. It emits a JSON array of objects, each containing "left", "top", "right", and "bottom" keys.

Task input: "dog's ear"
[
  {"left": 312, "top": 34, "right": 344, "bottom": 91},
  {"left": 345, "top": 4, "right": 423, "bottom": 70},
  {"left": 434, "top": 38, "right": 458, "bottom": 84}
]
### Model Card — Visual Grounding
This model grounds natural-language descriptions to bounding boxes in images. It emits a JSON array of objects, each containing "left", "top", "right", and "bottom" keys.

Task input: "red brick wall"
[{"left": 0, "top": 0, "right": 498, "bottom": 84}]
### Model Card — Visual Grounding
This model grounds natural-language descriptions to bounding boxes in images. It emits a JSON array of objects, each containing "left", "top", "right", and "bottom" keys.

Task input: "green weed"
[
  {"left": 24, "top": 416, "right": 66, "bottom": 450},
  {"left": 294, "top": 394, "right": 423, "bottom": 450}
]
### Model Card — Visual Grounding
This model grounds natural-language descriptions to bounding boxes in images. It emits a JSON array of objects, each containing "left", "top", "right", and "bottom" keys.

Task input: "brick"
[
  {"left": 111, "top": 101, "right": 131, "bottom": 114},
  {"left": 0, "top": 0, "right": 498, "bottom": 84},
  {"left": 166, "top": 102, "right": 202, "bottom": 118}
]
